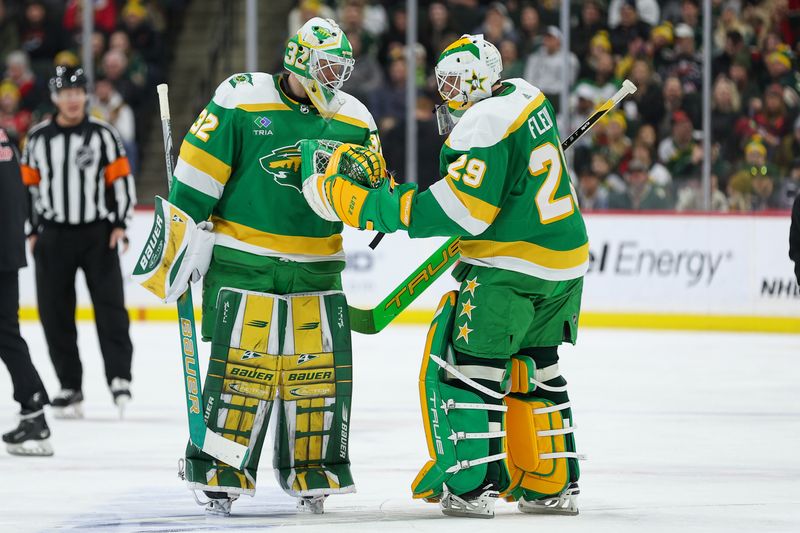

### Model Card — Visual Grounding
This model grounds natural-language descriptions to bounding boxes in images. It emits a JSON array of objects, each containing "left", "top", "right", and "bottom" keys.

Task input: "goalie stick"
[
  {"left": 156, "top": 84, "right": 250, "bottom": 469},
  {"left": 348, "top": 80, "right": 638, "bottom": 334}
]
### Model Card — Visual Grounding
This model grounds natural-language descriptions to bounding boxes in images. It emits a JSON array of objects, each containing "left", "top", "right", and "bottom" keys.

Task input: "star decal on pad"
[
  {"left": 459, "top": 299, "right": 477, "bottom": 320},
  {"left": 456, "top": 323, "right": 474, "bottom": 343},
  {"left": 463, "top": 276, "right": 480, "bottom": 296}
]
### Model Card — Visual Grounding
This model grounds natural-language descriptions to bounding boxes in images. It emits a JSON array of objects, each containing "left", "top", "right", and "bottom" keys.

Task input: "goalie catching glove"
[{"left": 132, "top": 196, "right": 214, "bottom": 303}]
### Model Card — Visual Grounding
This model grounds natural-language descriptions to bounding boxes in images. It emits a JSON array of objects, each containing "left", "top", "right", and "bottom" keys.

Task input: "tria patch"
[{"left": 229, "top": 73, "right": 253, "bottom": 87}]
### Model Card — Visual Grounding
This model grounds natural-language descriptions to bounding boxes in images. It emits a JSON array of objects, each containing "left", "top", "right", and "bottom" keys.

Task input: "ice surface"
[{"left": 1, "top": 322, "right": 799, "bottom": 532}]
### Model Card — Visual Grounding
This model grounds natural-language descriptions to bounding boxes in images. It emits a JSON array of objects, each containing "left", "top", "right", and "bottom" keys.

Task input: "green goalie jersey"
[
  {"left": 169, "top": 72, "right": 380, "bottom": 268},
  {"left": 408, "top": 78, "right": 589, "bottom": 281}
]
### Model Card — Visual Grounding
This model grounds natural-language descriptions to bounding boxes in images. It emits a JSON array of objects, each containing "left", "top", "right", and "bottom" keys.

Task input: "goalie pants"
[
  {"left": 0, "top": 270, "right": 48, "bottom": 408},
  {"left": 34, "top": 221, "right": 133, "bottom": 390},
  {"left": 184, "top": 288, "right": 354, "bottom": 498}
]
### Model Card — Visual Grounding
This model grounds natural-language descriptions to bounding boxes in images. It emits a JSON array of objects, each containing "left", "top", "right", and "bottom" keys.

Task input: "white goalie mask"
[{"left": 434, "top": 34, "right": 503, "bottom": 134}]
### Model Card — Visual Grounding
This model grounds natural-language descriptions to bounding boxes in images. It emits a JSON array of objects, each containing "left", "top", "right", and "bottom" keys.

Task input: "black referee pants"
[
  {"left": 34, "top": 221, "right": 132, "bottom": 391},
  {"left": 0, "top": 270, "right": 48, "bottom": 408}
]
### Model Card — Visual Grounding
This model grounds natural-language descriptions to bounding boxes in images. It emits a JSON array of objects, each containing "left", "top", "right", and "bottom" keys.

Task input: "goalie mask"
[
  {"left": 434, "top": 34, "right": 502, "bottom": 134},
  {"left": 284, "top": 17, "right": 354, "bottom": 120}
]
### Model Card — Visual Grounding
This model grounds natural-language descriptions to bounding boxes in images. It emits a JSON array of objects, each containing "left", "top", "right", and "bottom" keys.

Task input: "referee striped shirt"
[{"left": 20, "top": 116, "right": 136, "bottom": 230}]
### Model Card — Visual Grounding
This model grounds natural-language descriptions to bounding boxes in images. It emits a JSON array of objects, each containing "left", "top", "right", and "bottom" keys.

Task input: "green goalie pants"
[
  {"left": 183, "top": 286, "right": 354, "bottom": 498},
  {"left": 412, "top": 263, "right": 583, "bottom": 503}
]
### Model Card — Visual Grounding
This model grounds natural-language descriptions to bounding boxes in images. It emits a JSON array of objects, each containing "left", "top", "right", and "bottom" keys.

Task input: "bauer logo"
[{"left": 587, "top": 241, "right": 733, "bottom": 287}]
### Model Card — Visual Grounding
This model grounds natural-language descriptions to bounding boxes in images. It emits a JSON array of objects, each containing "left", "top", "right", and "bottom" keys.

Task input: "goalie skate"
[
  {"left": 440, "top": 485, "right": 499, "bottom": 519},
  {"left": 297, "top": 495, "right": 326, "bottom": 514},
  {"left": 2, "top": 409, "right": 53, "bottom": 457},
  {"left": 518, "top": 482, "right": 580, "bottom": 516},
  {"left": 51, "top": 389, "right": 84, "bottom": 419}
]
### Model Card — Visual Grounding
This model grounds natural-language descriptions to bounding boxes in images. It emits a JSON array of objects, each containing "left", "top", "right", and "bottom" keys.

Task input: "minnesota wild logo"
[
  {"left": 259, "top": 141, "right": 303, "bottom": 193},
  {"left": 312, "top": 25, "right": 332, "bottom": 42},
  {"left": 229, "top": 73, "right": 253, "bottom": 87}
]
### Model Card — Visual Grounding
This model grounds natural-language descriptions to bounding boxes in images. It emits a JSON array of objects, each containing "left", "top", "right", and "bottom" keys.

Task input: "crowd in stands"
[
  {"left": 291, "top": 0, "right": 800, "bottom": 212},
  {"left": 0, "top": 0, "right": 175, "bottom": 176}
]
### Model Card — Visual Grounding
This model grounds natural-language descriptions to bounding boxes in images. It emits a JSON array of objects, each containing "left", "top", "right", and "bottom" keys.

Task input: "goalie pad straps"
[
  {"left": 412, "top": 292, "right": 508, "bottom": 501},
  {"left": 132, "top": 196, "right": 214, "bottom": 303}
]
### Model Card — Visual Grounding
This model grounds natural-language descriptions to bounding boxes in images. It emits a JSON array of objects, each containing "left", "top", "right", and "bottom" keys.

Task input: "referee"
[
  {"left": 0, "top": 126, "right": 53, "bottom": 455},
  {"left": 21, "top": 66, "right": 136, "bottom": 419}
]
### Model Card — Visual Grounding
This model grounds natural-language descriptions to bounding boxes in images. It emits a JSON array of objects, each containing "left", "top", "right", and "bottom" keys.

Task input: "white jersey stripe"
[
  {"left": 174, "top": 158, "right": 226, "bottom": 199},
  {"left": 459, "top": 255, "right": 589, "bottom": 281},
  {"left": 429, "top": 179, "right": 489, "bottom": 236}
]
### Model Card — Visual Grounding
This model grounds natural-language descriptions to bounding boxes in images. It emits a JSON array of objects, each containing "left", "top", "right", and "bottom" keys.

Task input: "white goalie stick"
[{"left": 155, "top": 84, "right": 250, "bottom": 469}]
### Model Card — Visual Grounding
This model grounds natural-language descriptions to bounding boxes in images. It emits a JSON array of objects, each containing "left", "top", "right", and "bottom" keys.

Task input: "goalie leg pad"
[
  {"left": 503, "top": 395, "right": 578, "bottom": 501},
  {"left": 132, "top": 196, "right": 214, "bottom": 303},
  {"left": 412, "top": 292, "right": 508, "bottom": 501},
  {"left": 273, "top": 291, "right": 355, "bottom": 497},
  {"left": 184, "top": 288, "right": 283, "bottom": 496}
]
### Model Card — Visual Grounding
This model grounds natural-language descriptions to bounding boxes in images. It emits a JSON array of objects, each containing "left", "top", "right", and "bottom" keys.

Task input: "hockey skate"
[
  {"left": 297, "top": 495, "right": 326, "bottom": 514},
  {"left": 200, "top": 491, "right": 238, "bottom": 516},
  {"left": 518, "top": 482, "right": 580, "bottom": 516},
  {"left": 440, "top": 484, "right": 499, "bottom": 519},
  {"left": 51, "top": 389, "right": 84, "bottom": 419},
  {"left": 110, "top": 378, "right": 132, "bottom": 419},
  {"left": 3, "top": 393, "right": 53, "bottom": 457}
]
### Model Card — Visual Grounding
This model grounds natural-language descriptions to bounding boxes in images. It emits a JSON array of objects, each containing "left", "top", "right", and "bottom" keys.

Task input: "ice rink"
[{"left": 1, "top": 322, "right": 799, "bottom": 533}]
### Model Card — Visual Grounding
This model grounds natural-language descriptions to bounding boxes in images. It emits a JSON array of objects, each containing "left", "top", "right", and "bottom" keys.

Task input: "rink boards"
[{"left": 16, "top": 211, "right": 799, "bottom": 333}]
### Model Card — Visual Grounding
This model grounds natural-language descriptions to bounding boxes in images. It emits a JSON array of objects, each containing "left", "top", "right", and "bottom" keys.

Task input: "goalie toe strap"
[
  {"left": 431, "top": 354, "right": 505, "bottom": 400},
  {"left": 442, "top": 399, "right": 507, "bottom": 414},
  {"left": 445, "top": 452, "right": 508, "bottom": 474},
  {"left": 448, "top": 429, "right": 506, "bottom": 442}
]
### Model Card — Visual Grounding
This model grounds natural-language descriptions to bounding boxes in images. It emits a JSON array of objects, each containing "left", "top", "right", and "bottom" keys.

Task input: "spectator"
[
  {"left": 658, "top": 110, "right": 702, "bottom": 183},
  {"left": 713, "top": 30, "right": 747, "bottom": 78},
  {"left": 340, "top": 0, "right": 377, "bottom": 59},
  {"left": 714, "top": 4, "right": 752, "bottom": 52},
  {"left": 516, "top": 3, "right": 542, "bottom": 57},
  {"left": 421, "top": 2, "right": 456, "bottom": 70},
  {"left": 5, "top": 51, "right": 46, "bottom": 113},
  {"left": 736, "top": 83, "right": 791, "bottom": 155},
  {"left": 571, "top": 0, "right": 607, "bottom": 61},
  {"left": 728, "top": 54, "right": 761, "bottom": 108},
  {"left": 764, "top": 46, "right": 800, "bottom": 105},
  {"left": 631, "top": 142, "right": 671, "bottom": 188},
  {"left": 108, "top": 30, "right": 148, "bottom": 89},
  {"left": 369, "top": 55, "right": 406, "bottom": 133},
  {"left": 446, "top": 0, "right": 483, "bottom": 35},
  {"left": 579, "top": 30, "right": 612, "bottom": 80},
  {"left": 377, "top": 3, "right": 406, "bottom": 67},
  {"left": 726, "top": 170, "right": 752, "bottom": 212},
  {"left": 90, "top": 77, "right": 137, "bottom": 174},
  {"left": 711, "top": 76, "right": 743, "bottom": 162},
  {"left": 576, "top": 166, "right": 610, "bottom": 210},
  {"left": 609, "top": 0, "right": 652, "bottom": 55},
  {"left": 614, "top": 31, "right": 648, "bottom": 81},
  {"left": 665, "top": 23, "right": 702, "bottom": 95},
  {"left": 474, "top": 2, "right": 517, "bottom": 46},
  {"left": 608, "top": 0, "right": 660, "bottom": 27},
  {"left": 523, "top": 26, "right": 578, "bottom": 113},
  {"left": 634, "top": 123, "right": 659, "bottom": 154},
  {"left": 499, "top": 39, "right": 524, "bottom": 79},
  {"left": 0, "top": 81, "right": 31, "bottom": 146},
  {"left": 649, "top": 22, "right": 675, "bottom": 76},
  {"left": 608, "top": 159, "right": 671, "bottom": 210},
  {"left": 342, "top": 33, "right": 384, "bottom": 107},
  {"left": 382, "top": 94, "right": 441, "bottom": 191},
  {"left": 100, "top": 49, "right": 141, "bottom": 108},
  {"left": 287, "top": 0, "right": 335, "bottom": 36},
  {"left": 575, "top": 52, "right": 617, "bottom": 105},
  {"left": 678, "top": 0, "right": 701, "bottom": 41},
  {"left": 777, "top": 158, "right": 800, "bottom": 209},
  {"left": 656, "top": 76, "right": 699, "bottom": 139},
  {"left": 18, "top": 0, "right": 62, "bottom": 75},
  {"left": 625, "top": 59, "right": 663, "bottom": 128},
  {"left": 592, "top": 151, "right": 625, "bottom": 193},
  {"left": 776, "top": 115, "right": 800, "bottom": 173},
  {"left": 595, "top": 110, "right": 631, "bottom": 169},
  {"left": 0, "top": 0, "right": 19, "bottom": 61},
  {"left": 750, "top": 167, "right": 782, "bottom": 211},
  {"left": 63, "top": 0, "right": 118, "bottom": 35},
  {"left": 120, "top": 0, "right": 162, "bottom": 70},
  {"left": 675, "top": 174, "right": 729, "bottom": 212}
]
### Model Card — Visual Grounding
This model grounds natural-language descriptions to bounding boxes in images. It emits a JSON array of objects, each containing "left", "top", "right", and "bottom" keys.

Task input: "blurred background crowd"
[{"left": 1, "top": 0, "right": 799, "bottom": 213}]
